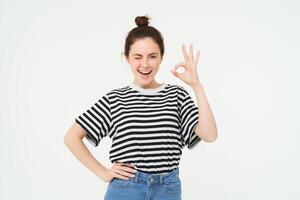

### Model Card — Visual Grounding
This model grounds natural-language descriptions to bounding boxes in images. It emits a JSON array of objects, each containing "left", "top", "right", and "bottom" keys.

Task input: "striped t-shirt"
[{"left": 75, "top": 82, "right": 201, "bottom": 173}]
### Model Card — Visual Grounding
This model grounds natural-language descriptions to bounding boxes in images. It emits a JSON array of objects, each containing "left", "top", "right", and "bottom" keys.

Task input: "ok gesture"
[{"left": 171, "top": 44, "right": 202, "bottom": 87}]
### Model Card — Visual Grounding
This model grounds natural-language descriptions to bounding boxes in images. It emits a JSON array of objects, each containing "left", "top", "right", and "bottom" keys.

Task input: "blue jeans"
[{"left": 104, "top": 168, "right": 182, "bottom": 200}]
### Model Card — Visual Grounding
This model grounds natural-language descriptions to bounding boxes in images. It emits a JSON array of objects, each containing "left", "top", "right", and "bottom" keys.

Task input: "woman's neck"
[{"left": 133, "top": 80, "right": 161, "bottom": 89}]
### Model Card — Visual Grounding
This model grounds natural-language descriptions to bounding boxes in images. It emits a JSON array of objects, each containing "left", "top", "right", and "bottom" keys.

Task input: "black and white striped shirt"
[{"left": 75, "top": 82, "right": 201, "bottom": 173}]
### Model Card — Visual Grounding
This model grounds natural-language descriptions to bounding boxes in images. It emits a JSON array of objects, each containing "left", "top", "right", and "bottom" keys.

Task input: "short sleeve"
[
  {"left": 75, "top": 93, "right": 111, "bottom": 147},
  {"left": 178, "top": 86, "right": 201, "bottom": 149}
]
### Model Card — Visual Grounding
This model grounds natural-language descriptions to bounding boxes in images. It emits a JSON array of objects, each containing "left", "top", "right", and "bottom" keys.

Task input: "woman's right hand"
[{"left": 102, "top": 162, "right": 137, "bottom": 183}]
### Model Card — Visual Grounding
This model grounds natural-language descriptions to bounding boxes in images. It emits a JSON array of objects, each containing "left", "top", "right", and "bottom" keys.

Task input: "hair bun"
[{"left": 135, "top": 15, "right": 150, "bottom": 27}]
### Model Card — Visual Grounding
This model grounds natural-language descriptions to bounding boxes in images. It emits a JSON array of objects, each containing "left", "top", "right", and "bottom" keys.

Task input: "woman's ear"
[
  {"left": 159, "top": 55, "right": 163, "bottom": 64},
  {"left": 126, "top": 56, "right": 129, "bottom": 64},
  {"left": 121, "top": 52, "right": 130, "bottom": 64}
]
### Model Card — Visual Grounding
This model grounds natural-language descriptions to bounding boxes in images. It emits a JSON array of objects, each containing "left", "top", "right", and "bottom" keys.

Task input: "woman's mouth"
[{"left": 138, "top": 70, "right": 152, "bottom": 78}]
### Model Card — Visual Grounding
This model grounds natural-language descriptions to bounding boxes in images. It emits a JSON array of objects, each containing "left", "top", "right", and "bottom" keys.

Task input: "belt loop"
[
  {"left": 160, "top": 175, "right": 163, "bottom": 185},
  {"left": 134, "top": 170, "right": 139, "bottom": 183},
  {"left": 176, "top": 167, "right": 179, "bottom": 176}
]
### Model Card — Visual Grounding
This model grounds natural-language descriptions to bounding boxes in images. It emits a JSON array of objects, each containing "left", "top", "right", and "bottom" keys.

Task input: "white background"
[{"left": 1, "top": 0, "right": 299, "bottom": 199}]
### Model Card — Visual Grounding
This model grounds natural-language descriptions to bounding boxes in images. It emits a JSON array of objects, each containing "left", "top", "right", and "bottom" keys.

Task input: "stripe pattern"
[{"left": 75, "top": 83, "right": 201, "bottom": 173}]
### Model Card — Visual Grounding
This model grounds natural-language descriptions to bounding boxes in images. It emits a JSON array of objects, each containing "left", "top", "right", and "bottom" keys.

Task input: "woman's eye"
[{"left": 134, "top": 56, "right": 156, "bottom": 59}]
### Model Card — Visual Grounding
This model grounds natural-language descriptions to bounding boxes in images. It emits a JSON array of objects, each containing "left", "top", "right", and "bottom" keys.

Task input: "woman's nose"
[{"left": 141, "top": 59, "right": 149, "bottom": 67}]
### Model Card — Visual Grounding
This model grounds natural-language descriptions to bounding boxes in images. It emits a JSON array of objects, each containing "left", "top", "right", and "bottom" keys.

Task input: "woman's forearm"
[
  {"left": 191, "top": 82, "right": 218, "bottom": 142},
  {"left": 64, "top": 134, "right": 107, "bottom": 181}
]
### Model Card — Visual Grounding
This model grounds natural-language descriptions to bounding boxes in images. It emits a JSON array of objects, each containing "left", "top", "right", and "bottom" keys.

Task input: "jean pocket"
[
  {"left": 163, "top": 176, "right": 182, "bottom": 194},
  {"left": 110, "top": 177, "right": 133, "bottom": 188}
]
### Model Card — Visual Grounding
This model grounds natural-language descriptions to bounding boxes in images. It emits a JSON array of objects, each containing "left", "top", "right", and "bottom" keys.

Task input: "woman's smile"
[{"left": 138, "top": 69, "right": 152, "bottom": 78}]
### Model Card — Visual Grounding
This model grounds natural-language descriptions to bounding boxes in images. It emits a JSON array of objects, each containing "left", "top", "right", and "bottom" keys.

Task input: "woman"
[{"left": 64, "top": 15, "right": 217, "bottom": 200}]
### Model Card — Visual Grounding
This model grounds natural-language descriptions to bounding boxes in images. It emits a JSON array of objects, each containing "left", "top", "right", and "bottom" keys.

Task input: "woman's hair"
[{"left": 124, "top": 15, "right": 165, "bottom": 59}]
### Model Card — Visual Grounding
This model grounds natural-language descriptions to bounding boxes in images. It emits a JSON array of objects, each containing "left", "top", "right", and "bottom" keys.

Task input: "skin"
[
  {"left": 127, "top": 38, "right": 218, "bottom": 142},
  {"left": 126, "top": 37, "right": 162, "bottom": 89},
  {"left": 63, "top": 38, "right": 218, "bottom": 184},
  {"left": 63, "top": 123, "right": 136, "bottom": 183},
  {"left": 172, "top": 44, "right": 218, "bottom": 142}
]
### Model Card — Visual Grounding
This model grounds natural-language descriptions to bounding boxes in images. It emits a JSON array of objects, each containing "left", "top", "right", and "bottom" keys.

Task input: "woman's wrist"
[{"left": 191, "top": 81, "right": 204, "bottom": 91}]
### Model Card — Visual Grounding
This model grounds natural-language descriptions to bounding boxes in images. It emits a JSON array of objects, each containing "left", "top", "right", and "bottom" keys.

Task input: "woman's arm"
[
  {"left": 63, "top": 122, "right": 108, "bottom": 181},
  {"left": 63, "top": 122, "right": 137, "bottom": 182},
  {"left": 171, "top": 44, "right": 218, "bottom": 143},
  {"left": 192, "top": 83, "right": 218, "bottom": 143}
]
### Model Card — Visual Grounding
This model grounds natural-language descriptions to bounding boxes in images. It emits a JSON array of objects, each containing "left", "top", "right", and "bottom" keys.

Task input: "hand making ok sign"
[{"left": 171, "top": 44, "right": 202, "bottom": 87}]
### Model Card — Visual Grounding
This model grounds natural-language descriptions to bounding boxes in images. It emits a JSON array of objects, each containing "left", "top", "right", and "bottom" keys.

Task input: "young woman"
[{"left": 64, "top": 15, "right": 217, "bottom": 200}]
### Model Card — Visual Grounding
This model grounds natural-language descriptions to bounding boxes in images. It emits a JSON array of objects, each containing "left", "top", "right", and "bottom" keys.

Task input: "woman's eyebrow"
[{"left": 133, "top": 52, "right": 158, "bottom": 56}]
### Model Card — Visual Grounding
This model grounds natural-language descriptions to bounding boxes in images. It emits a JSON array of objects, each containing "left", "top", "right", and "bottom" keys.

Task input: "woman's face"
[{"left": 126, "top": 37, "right": 162, "bottom": 88}]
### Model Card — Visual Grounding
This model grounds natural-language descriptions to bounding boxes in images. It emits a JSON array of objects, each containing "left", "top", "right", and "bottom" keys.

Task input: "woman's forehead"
[
  {"left": 130, "top": 46, "right": 160, "bottom": 56},
  {"left": 131, "top": 37, "right": 159, "bottom": 50}
]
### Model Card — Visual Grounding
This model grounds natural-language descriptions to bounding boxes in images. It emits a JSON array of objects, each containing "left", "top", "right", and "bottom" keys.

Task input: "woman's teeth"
[{"left": 138, "top": 70, "right": 152, "bottom": 75}]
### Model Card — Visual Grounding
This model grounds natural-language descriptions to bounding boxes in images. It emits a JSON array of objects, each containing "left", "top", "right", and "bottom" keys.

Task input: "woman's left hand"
[{"left": 171, "top": 44, "right": 202, "bottom": 87}]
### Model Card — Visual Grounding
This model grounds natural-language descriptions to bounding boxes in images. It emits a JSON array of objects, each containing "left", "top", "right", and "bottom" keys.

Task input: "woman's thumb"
[{"left": 170, "top": 69, "right": 177, "bottom": 77}]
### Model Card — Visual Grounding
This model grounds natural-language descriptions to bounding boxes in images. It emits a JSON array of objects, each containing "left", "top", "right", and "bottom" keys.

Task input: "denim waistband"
[{"left": 132, "top": 167, "right": 179, "bottom": 186}]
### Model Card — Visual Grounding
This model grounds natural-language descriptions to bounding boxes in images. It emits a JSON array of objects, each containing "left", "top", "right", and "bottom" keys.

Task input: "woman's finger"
[
  {"left": 195, "top": 50, "right": 200, "bottom": 67},
  {"left": 114, "top": 162, "right": 133, "bottom": 168},
  {"left": 118, "top": 165, "right": 137, "bottom": 174},
  {"left": 111, "top": 168, "right": 131, "bottom": 178},
  {"left": 174, "top": 62, "right": 188, "bottom": 71},
  {"left": 181, "top": 44, "right": 189, "bottom": 62},
  {"left": 120, "top": 163, "right": 136, "bottom": 168},
  {"left": 189, "top": 44, "right": 194, "bottom": 62},
  {"left": 171, "top": 62, "right": 187, "bottom": 80},
  {"left": 119, "top": 169, "right": 136, "bottom": 178},
  {"left": 114, "top": 169, "right": 135, "bottom": 178},
  {"left": 112, "top": 171, "right": 131, "bottom": 180},
  {"left": 118, "top": 163, "right": 137, "bottom": 171}
]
